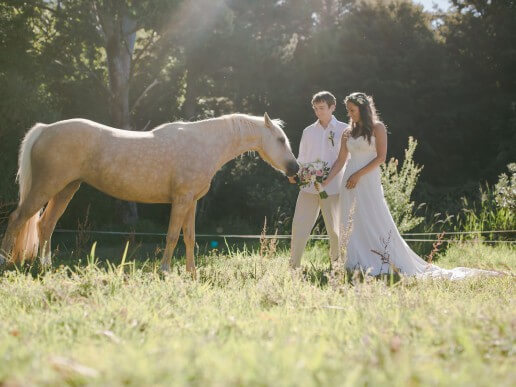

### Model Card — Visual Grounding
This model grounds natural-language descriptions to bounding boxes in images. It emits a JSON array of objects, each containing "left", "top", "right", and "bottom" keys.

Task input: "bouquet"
[{"left": 295, "top": 159, "right": 330, "bottom": 199}]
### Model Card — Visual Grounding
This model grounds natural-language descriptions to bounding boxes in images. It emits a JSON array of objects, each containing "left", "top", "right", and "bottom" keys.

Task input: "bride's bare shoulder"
[{"left": 373, "top": 121, "right": 387, "bottom": 136}]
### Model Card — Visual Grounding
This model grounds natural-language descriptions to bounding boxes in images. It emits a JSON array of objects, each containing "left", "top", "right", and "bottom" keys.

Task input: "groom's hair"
[{"left": 311, "top": 91, "right": 336, "bottom": 107}]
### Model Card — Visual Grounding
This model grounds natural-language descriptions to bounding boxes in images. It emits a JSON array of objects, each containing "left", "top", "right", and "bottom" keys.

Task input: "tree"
[
  {"left": 7, "top": 0, "right": 186, "bottom": 224},
  {"left": 438, "top": 0, "right": 516, "bottom": 183},
  {"left": 0, "top": 3, "right": 59, "bottom": 208}
]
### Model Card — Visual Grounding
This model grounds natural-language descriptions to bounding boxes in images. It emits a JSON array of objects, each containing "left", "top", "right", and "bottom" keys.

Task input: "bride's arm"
[
  {"left": 322, "top": 130, "right": 350, "bottom": 187},
  {"left": 345, "top": 123, "right": 387, "bottom": 189}
]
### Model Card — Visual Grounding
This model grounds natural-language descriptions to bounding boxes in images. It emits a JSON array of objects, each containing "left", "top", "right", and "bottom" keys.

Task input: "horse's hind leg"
[
  {"left": 38, "top": 181, "right": 81, "bottom": 267},
  {"left": 0, "top": 189, "right": 51, "bottom": 265},
  {"left": 160, "top": 196, "right": 193, "bottom": 275},
  {"left": 182, "top": 202, "right": 197, "bottom": 276}
]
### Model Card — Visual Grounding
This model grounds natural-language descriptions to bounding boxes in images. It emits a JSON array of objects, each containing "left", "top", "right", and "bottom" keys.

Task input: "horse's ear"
[{"left": 264, "top": 112, "right": 273, "bottom": 129}]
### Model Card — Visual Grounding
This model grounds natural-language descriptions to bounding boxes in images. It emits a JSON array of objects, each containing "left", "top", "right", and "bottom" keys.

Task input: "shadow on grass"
[{"left": 302, "top": 262, "right": 403, "bottom": 288}]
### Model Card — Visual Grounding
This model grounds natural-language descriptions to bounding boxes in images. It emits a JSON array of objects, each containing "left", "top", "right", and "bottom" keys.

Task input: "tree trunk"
[
  {"left": 182, "top": 52, "right": 200, "bottom": 120},
  {"left": 182, "top": 71, "right": 198, "bottom": 121},
  {"left": 100, "top": 4, "right": 139, "bottom": 225},
  {"left": 105, "top": 12, "right": 135, "bottom": 129}
]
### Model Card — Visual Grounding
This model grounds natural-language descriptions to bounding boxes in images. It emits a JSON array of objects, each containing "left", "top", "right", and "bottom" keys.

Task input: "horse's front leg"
[
  {"left": 160, "top": 196, "right": 193, "bottom": 275},
  {"left": 182, "top": 201, "right": 197, "bottom": 276}
]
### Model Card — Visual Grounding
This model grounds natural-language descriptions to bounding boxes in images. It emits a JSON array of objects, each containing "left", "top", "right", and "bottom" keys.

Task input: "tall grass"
[
  {"left": 453, "top": 164, "right": 516, "bottom": 239},
  {"left": 455, "top": 186, "right": 515, "bottom": 239},
  {"left": 381, "top": 137, "right": 425, "bottom": 233},
  {"left": 0, "top": 243, "right": 514, "bottom": 386}
]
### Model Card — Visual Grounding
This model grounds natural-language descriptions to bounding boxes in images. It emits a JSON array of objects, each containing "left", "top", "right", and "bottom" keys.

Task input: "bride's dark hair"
[{"left": 344, "top": 92, "right": 381, "bottom": 144}]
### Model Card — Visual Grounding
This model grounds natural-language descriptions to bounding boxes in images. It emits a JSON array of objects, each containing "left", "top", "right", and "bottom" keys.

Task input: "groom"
[{"left": 288, "top": 91, "right": 349, "bottom": 268}]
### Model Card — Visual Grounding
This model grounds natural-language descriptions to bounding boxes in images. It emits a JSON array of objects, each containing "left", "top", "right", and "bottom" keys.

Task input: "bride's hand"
[
  {"left": 345, "top": 173, "right": 360, "bottom": 189},
  {"left": 321, "top": 179, "right": 329, "bottom": 188}
]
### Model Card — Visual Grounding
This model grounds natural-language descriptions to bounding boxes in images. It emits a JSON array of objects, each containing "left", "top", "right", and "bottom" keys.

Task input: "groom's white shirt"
[{"left": 297, "top": 115, "right": 348, "bottom": 195}]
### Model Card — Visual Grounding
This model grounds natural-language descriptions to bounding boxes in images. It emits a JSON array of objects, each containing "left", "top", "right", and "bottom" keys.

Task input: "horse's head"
[{"left": 257, "top": 113, "right": 299, "bottom": 177}]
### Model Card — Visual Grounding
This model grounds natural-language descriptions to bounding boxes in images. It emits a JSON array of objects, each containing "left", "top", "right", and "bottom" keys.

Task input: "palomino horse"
[{"left": 0, "top": 113, "right": 299, "bottom": 276}]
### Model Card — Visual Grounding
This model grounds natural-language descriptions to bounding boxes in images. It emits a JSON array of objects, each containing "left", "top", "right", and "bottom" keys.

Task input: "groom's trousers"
[{"left": 290, "top": 191, "right": 340, "bottom": 268}]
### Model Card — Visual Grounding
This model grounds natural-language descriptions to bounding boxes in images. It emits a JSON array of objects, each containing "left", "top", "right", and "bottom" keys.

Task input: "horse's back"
[
  {"left": 32, "top": 118, "right": 101, "bottom": 153},
  {"left": 28, "top": 119, "right": 121, "bottom": 181}
]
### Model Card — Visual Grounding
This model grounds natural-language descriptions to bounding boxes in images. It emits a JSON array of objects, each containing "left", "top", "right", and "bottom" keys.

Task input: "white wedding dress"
[{"left": 339, "top": 135, "right": 499, "bottom": 279}]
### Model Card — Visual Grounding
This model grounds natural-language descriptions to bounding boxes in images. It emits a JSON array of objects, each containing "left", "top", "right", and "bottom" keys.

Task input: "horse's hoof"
[
  {"left": 186, "top": 267, "right": 197, "bottom": 280},
  {"left": 161, "top": 263, "right": 171, "bottom": 273},
  {"left": 40, "top": 256, "right": 52, "bottom": 269}
]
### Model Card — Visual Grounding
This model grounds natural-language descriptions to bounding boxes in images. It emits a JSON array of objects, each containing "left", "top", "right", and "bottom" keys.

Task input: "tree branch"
[
  {"left": 23, "top": 1, "right": 58, "bottom": 14},
  {"left": 130, "top": 78, "right": 159, "bottom": 115},
  {"left": 93, "top": 0, "right": 113, "bottom": 41},
  {"left": 124, "top": 24, "right": 142, "bottom": 37},
  {"left": 131, "top": 30, "right": 157, "bottom": 71},
  {"left": 92, "top": 0, "right": 108, "bottom": 43},
  {"left": 53, "top": 57, "right": 112, "bottom": 99}
]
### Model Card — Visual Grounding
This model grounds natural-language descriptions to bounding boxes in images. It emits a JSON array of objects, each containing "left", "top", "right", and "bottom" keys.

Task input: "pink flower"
[{"left": 316, "top": 170, "right": 323, "bottom": 177}]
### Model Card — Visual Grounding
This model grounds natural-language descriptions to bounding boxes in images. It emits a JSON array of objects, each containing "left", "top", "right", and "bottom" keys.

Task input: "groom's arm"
[
  {"left": 322, "top": 130, "right": 349, "bottom": 187},
  {"left": 296, "top": 130, "right": 308, "bottom": 164}
]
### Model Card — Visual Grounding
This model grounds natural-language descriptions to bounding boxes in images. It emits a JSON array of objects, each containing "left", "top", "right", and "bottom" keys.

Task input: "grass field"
[{"left": 0, "top": 242, "right": 514, "bottom": 386}]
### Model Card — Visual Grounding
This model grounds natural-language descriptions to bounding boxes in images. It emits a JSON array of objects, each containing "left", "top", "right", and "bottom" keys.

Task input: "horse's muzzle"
[{"left": 286, "top": 161, "right": 300, "bottom": 177}]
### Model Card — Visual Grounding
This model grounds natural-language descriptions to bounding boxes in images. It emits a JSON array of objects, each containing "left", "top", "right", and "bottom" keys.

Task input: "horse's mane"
[
  {"left": 166, "top": 114, "right": 285, "bottom": 142},
  {"left": 172, "top": 113, "right": 283, "bottom": 129},
  {"left": 227, "top": 113, "right": 285, "bottom": 129}
]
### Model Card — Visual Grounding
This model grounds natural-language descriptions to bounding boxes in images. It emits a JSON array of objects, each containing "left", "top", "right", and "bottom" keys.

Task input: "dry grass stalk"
[
  {"left": 371, "top": 230, "right": 401, "bottom": 275},
  {"left": 75, "top": 204, "right": 92, "bottom": 257},
  {"left": 259, "top": 217, "right": 278, "bottom": 259},
  {"left": 328, "top": 199, "right": 356, "bottom": 288},
  {"left": 427, "top": 231, "right": 445, "bottom": 263}
]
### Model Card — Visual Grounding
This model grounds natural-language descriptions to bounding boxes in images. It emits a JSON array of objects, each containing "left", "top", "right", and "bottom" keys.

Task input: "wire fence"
[{"left": 53, "top": 228, "right": 516, "bottom": 244}]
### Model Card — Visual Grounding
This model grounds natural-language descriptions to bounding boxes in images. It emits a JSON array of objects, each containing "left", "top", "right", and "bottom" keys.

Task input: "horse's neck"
[{"left": 215, "top": 116, "right": 262, "bottom": 166}]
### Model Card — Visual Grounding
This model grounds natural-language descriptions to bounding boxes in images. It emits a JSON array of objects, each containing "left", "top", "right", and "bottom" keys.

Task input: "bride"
[{"left": 322, "top": 92, "right": 498, "bottom": 279}]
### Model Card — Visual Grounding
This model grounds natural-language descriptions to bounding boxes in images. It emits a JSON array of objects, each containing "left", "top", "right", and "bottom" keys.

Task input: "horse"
[{"left": 0, "top": 113, "right": 299, "bottom": 276}]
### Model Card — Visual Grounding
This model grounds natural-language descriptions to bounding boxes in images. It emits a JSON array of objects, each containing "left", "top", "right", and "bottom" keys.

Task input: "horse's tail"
[{"left": 11, "top": 123, "right": 47, "bottom": 263}]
